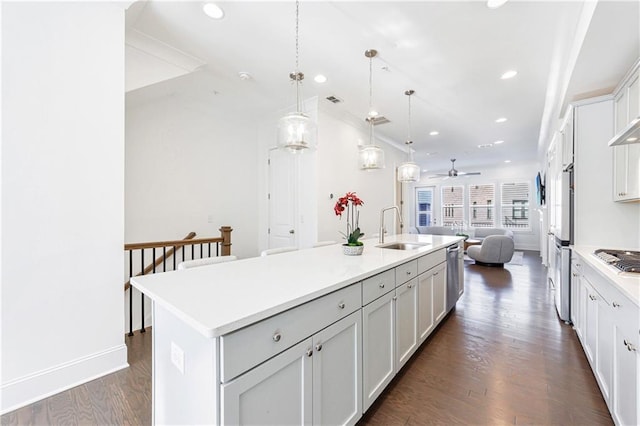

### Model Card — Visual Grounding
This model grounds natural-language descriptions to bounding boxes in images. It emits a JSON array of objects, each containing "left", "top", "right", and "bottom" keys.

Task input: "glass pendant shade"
[
  {"left": 398, "top": 161, "right": 420, "bottom": 182},
  {"left": 278, "top": 112, "right": 317, "bottom": 152},
  {"left": 359, "top": 145, "right": 385, "bottom": 170}
]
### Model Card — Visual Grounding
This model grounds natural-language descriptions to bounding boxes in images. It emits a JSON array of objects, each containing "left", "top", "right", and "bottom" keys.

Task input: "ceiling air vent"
[
  {"left": 325, "top": 95, "right": 343, "bottom": 104},
  {"left": 366, "top": 116, "right": 390, "bottom": 126}
]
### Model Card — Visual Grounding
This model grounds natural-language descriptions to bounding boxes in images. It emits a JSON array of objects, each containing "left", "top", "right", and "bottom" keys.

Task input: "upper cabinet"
[
  {"left": 612, "top": 59, "right": 640, "bottom": 202},
  {"left": 610, "top": 60, "right": 640, "bottom": 147},
  {"left": 560, "top": 107, "right": 574, "bottom": 169}
]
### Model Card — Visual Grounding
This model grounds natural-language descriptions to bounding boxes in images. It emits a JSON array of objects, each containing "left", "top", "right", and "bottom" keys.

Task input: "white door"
[
  {"left": 312, "top": 310, "right": 362, "bottom": 426},
  {"left": 362, "top": 290, "right": 395, "bottom": 410},
  {"left": 221, "top": 338, "right": 312, "bottom": 425},
  {"left": 268, "top": 148, "right": 297, "bottom": 248}
]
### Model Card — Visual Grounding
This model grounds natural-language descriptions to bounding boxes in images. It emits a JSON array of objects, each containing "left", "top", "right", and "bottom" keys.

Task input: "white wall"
[
  {"left": 1, "top": 2, "right": 127, "bottom": 413},
  {"left": 406, "top": 162, "right": 542, "bottom": 251},
  {"left": 315, "top": 110, "right": 406, "bottom": 244},
  {"left": 125, "top": 93, "right": 260, "bottom": 260}
]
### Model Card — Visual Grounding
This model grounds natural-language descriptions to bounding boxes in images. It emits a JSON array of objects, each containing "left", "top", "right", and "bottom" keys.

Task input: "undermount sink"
[{"left": 378, "top": 242, "right": 428, "bottom": 250}]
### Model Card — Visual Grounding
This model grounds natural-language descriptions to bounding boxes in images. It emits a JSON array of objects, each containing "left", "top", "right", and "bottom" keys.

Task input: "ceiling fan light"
[
  {"left": 398, "top": 162, "right": 421, "bottom": 183},
  {"left": 278, "top": 112, "right": 317, "bottom": 152},
  {"left": 359, "top": 145, "right": 385, "bottom": 170}
]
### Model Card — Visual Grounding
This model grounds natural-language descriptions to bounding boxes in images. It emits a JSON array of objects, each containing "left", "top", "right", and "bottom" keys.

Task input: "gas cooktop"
[{"left": 594, "top": 249, "right": 640, "bottom": 273}]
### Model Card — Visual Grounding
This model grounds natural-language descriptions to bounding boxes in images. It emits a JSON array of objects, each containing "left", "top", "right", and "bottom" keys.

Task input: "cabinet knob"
[
  {"left": 272, "top": 332, "right": 282, "bottom": 342},
  {"left": 338, "top": 302, "right": 345, "bottom": 309},
  {"left": 392, "top": 296, "right": 397, "bottom": 301},
  {"left": 315, "top": 344, "right": 323, "bottom": 352},
  {"left": 576, "top": 263, "right": 581, "bottom": 267},
  {"left": 613, "top": 302, "right": 621, "bottom": 308},
  {"left": 406, "top": 271, "right": 412, "bottom": 275},
  {"left": 379, "top": 283, "right": 385, "bottom": 289},
  {"left": 408, "top": 283, "right": 413, "bottom": 288},
  {"left": 306, "top": 348, "right": 313, "bottom": 357},
  {"left": 434, "top": 272, "right": 439, "bottom": 276}
]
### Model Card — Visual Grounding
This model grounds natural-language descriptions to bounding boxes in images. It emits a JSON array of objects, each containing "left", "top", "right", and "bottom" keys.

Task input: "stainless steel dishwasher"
[{"left": 446, "top": 244, "right": 460, "bottom": 311}]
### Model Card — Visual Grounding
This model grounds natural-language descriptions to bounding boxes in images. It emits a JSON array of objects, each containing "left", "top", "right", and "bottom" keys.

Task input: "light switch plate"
[{"left": 171, "top": 341, "right": 184, "bottom": 374}]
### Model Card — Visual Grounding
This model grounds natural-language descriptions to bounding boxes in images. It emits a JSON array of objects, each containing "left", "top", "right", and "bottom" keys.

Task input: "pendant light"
[
  {"left": 277, "top": 0, "right": 317, "bottom": 152},
  {"left": 397, "top": 90, "right": 421, "bottom": 182},
  {"left": 359, "top": 49, "right": 385, "bottom": 170}
]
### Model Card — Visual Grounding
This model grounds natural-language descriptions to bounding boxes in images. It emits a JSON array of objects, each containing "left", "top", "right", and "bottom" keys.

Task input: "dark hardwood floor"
[{"left": 2, "top": 251, "right": 612, "bottom": 425}]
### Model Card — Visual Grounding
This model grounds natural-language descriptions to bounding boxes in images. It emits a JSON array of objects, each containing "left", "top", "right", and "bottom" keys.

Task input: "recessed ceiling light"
[
  {"left": 429, "top": 131, "right": 439, "bottom": 136},
  {"left": 504, "top": 160, "right": 512, "bottom": 163},
  {"left": 203, "top": 3, "right": 225, "bottom": 19},
  {"left": 495, "top": 117, "right": 507, "bottom": 123},
  {"left": 501, "top": 70, "right": 518, "bottom": 79},
  {"left": 314, "top": 74, "right": 327, "bottom": 83},
  {"left": 478, "top": 143, "right": 493, "bottom": 148},
  {"left": 626, "top": 137, "right": 638, "bottom": 142},
  {"left": 422, "top": 169, "right": 429, "bottom": 173},
  {"left": 494, "top": 140, "right": 505, "bottom": 144},
  {"left": 238, "top": 72, "right": 252, "bottom": 81},
  {"left": 487, "top": 0, "right": 508, "bottom": 9}
]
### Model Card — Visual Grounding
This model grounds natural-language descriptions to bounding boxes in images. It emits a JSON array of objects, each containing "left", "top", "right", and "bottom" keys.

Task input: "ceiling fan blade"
[
  {"left": 428, "top": 173, "right": 449, "bottom": 178},
  {"left": 459, "top": 172, "right": 481, "bottom": 176}
]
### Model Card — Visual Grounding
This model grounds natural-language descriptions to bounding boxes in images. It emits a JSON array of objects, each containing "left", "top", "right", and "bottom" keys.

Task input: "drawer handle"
[
  {"left": 613, "top": 302, "right": 621, "bottom": 308},
  {"left": 406, "top": 271, "right": 412, "bottom": 275},
  {"left": 408, "top": 283, "right": 413, "bottom": 288},
  {"left": 273, "top": 332, "right": 282, "bottom": 342},
  {"left": 624, "top": 340, "right": 637, "bottom": 352},
  {"left": 306, "top": 348, "right": 313, "bottom": 357},
  {"left": 434, "top": 272, "right": 439, "bottom": 276},
  {"left": 576, "top": 263, "right": 581, "bottom": 267},
  {"left": 338, "top": 302, "right": 345, "bottom": 309},
  {"left": 379, "top": 283, "right": 385, "bottom": 289},
  {"left": 393, "top": 296, "right": 397, "bottom": 301},
  {"left": 315, "top": 344, "right": 323, "bottom": 352},
  {"left": 589, "top": 294, "right": 596, "bottom": 301}
]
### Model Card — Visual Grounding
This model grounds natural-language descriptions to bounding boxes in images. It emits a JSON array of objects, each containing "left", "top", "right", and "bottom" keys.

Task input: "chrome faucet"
[{"left": 379, "top": 206, "right": 403, "bottom": 244}]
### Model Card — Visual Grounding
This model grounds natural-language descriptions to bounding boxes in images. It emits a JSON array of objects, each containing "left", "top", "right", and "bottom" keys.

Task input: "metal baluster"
[
  {"left": 163, "top": 247, "right": 167, "bottom": 272},
  {"left": 216, "top": 242, "right": 219, "bottom": 257},
  {"left": 173, "top": 246, "right": 176, "bottom": 270},
  {"left": 191, "top": 244, "right": 194, "bottom": 260},
  {"left": 182, "top": 245, "right": 185, "bottom": 262},
  {"left": 140, "top": 249, "right": 145, "bottom": 333},
  {"left": 208, "top": 243, "right": 211, "bottom": 257},
  {"left": 200, "top": 244, "right": 203, "bottom": 259},
  {"left": 128, "top": 250, "right": 133, "bottom": 337}
]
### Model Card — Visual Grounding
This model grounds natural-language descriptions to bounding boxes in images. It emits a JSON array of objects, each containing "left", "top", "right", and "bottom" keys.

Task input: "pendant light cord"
[
  {"left": 294, "top": 0, "right": 301, "bottom": 112},
  {"left": 407, "top": 93, "right": 413, "bottom": 161},
  {"left": 369, "top": 55, "right": 374, "bottom": 147}
]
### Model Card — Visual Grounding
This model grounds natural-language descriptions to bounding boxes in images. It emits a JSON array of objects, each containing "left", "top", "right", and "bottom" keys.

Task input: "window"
[
  {"left": 501, "top": 182, "right": 530, "bottom": 229},
  {"left": 468, "top": 184, "right": 495, "bottom": 228},
  {"left": 415, "top": 187, "right": 434, "bottom": 227},
  {"left": 441, "top": 186, "right": 463, "bottom": 226}
]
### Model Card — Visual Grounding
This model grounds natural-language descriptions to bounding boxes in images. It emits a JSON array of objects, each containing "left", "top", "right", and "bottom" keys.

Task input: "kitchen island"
[{"left": 131, "top": 234, "right": 464, "bottom": 425}]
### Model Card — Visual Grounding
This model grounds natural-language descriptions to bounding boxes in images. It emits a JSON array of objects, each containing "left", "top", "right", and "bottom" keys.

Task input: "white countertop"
[
  {"left": 131, "top": 234, "right": 462, "bottom": 338},
  {"left": 572, "top": 245, "right": 640, "bottom": 307}
]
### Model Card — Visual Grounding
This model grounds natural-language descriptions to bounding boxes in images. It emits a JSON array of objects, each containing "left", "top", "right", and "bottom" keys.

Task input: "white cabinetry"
[
  {"left": 395, "top": 277, "right": 418, "bottom": 370},
  {"left": 612, "top": 62, "right": 640, "bottom": 202},
  {"left": 560, "top": 107, "right": 574, "bottom": 169},
  {"left": 573, "top": 252, "right": 639, "bottom": 426},
  {"left": 362, "top": 283, "right": 395, "bottom": 410},
  {"left": 222, "top": 311, "right": 362, "bottom": 426}
]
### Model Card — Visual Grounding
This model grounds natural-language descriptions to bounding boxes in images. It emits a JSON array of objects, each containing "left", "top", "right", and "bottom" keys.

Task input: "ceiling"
[{"left": 125, "top": 1, "right": 640, "bottom": 175}]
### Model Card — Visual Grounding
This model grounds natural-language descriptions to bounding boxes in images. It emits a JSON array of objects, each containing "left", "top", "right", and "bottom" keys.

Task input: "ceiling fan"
[{"left": 429, "top": 159, "right": 481, "bottom": 179}]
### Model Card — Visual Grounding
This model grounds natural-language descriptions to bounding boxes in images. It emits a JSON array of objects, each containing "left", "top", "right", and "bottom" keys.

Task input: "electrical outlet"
[{"left": 171, "top": 341, "right": 184, "bottom": 374}]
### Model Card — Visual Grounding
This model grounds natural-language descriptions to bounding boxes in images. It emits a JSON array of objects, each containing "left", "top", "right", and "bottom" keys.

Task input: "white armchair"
[{"left": 467, "top": 235, "right": 515, "bottom": 266}]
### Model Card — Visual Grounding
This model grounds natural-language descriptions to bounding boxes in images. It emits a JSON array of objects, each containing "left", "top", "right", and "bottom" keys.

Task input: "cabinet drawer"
[
  {"left": 221, "top": 282, "right": 361, "bottom": 382},
  {"left": 417, "top": 249, "right": 446, "bottom": 275},
  {"left": 395, "top": 260, "right": 418, "bottom": 286},
  {"left": 362, "top": 269, "right": 395, "bottom": 306}
]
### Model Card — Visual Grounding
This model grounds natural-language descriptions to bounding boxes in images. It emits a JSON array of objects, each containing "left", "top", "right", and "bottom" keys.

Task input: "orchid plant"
[{"left": 334, "top": 192, "right": 365, "bottom": 246}]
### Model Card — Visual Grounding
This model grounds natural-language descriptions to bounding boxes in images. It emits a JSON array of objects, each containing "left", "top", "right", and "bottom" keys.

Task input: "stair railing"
[{"left": 124, "top": 226, "right": 232, "bottom": 336}]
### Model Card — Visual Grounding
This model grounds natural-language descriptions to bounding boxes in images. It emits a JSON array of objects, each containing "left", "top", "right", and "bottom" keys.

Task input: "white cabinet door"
[
  {"left": 570, "top": 259, "right": 580, "bottom": 329},
  {"left": 432, "top": 263, "right": 447, "bottom": 324},
  {"left": 614, "top": 90, "right": 629, "bottom": 134},
  {"left": 362, "top": 290, "right": 395, "bottom": 411},
  {"left": 614, "top": 145, "right": 640, "bottom": 202},
  {"left": 628, "top": 70, "right": 639, "bottom": 122},
  {"left": 417, "top": 270, "right": 434, "bottom": 343},
  {"left": 221, "top": 338, "right": 312, "bottom": 425},
  {"left": 583, "top": 278, "right": 598, "bottom": 366},
  {"left": 312, "top": 310, "right": 362, "bottom": 426},
  {"left": 457, "top": 242, "right": 464, "bottom": 297},
  {"left": 395, "top": 278, "right": 418, "bottom": 370},
  {"left": 595, "top": 300, "right": 613, "bottom": 403},
  {"left": 612, "top": 321, "right": 639, "bottom": 426}
]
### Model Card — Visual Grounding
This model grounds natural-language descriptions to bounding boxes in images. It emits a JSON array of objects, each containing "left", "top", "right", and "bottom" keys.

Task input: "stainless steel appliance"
[
  {"left": 594, "top": 249, "right": 640, "bottom": 273},
  {"left": 551, "top": 166, "right": 574, "bottom": 323},
  {"left": 446, "top": 244, "right": 460, "bottom": 311}
]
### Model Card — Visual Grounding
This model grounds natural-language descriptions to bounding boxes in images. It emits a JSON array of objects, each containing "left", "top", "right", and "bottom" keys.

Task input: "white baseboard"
[
  {"left": 514, "top": 244, "right": 539, "bottom": 251},
  {"left": 1, "top": 344, "right": 128, "bottom": 415}
]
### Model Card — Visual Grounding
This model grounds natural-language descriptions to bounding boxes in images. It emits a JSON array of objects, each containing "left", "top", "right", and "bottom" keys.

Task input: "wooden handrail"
[
  {"left": 124, "top": 232, "right": 196, "bottom": 291},
  {"left": 124, "top": 235, "right": 223, "bottom": 251}
]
